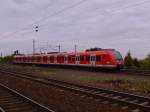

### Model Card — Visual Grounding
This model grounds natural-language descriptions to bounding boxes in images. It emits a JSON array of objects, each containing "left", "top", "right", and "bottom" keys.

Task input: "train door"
[
  {"left": 90, "top": 54, "right": 96, "bottom": 66},
  {"left": 75, "top": 55, "right": 80, "bottom": 65},
  {"left": 54, "top": 55, "right": 57, "bottom": 64},
  {"left": 64, "top": 55, "right": 68, "bottom": 64}
]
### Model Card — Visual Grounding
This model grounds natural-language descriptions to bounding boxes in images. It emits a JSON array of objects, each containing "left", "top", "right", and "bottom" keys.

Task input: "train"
[{"left": 13, "top": 49, "right": 124, "bottom": 69}]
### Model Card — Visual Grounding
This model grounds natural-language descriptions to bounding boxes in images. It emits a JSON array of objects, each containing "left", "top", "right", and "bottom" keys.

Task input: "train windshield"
[{"left": 113, "top": 51, "right": 123, "bottom": 61}]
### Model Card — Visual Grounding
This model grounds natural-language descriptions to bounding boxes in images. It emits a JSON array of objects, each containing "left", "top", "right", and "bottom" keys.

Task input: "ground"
[
  {"left": 3, "top": 64, "right": 150, "bottom": 96},
  {"left": 0, "top": 65, "right": 131, "bottom": 112}
]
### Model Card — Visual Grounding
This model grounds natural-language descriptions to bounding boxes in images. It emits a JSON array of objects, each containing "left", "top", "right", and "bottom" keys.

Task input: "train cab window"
[
  {"left": 112, "top": 51, "right": 123, "bottom": 61},
  {"left": 96, "top": 55, "right": 101, "bottom": 61}
]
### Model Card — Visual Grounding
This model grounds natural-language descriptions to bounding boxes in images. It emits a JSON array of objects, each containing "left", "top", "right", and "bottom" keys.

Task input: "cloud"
[{"left": 0, "top": 0, "right": 150, "bottom": 58}]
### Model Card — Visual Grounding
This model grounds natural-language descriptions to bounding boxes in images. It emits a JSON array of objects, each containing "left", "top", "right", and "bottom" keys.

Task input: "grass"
[
  {"left": 4, "top": 64, "right": 150, "bottom": 95},
  {"left": 39, "top": 70, "right": 150, "bottom": 94}
]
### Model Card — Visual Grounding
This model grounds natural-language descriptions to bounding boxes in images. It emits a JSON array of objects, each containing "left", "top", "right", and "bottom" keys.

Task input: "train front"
[{"left": 112, "top": 51, "right": 124, "bottom": 69}]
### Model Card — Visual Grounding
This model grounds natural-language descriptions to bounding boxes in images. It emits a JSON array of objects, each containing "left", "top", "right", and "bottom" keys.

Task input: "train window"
[
  {"left": 94, "top": 56, "right": 96, "bottom": 61},
  {"left": 26, "top": 57, "right": 29, "bottom": 61},
  {"left": 48, "top": 56, "right": 52, "bottom": 61},
  {"left": 64, "top": 56, "right": 67, "bottom": 61},
  {"left": 19, "top": 57, "right": 21, "bottom": 61},
  {"left": 96, "top": 55, "right": 101, "bottom": 61},
  {"left": 57, "top": 56, "right": 63, "bottom": 61},
  {"left": 48, "top": 57, "right": 50, "bottom": 60},
  {"left": 80, "top": 55, "right": 84, "bottom": 61},
  {"left": 91, "top": 56, "right": 96, "bottom": 61},
  {"left": 51, "top": 56, "right": 54, "bottom": 61},
  {"left": 68, "top": 56, "right": 71, "bottom": 61},
  {"left": 61, "top": 56, "right": 64, "bottom": 61},
  {"left": 37, "top": 56, "right": 41, "bottom": 61},
  {"left": 29, "top": 57, "right": 32, "bottom": 61},
  {"left": 55, "top": 57, "right": 57, "bottom": 61},
  {"left": 31, "top": 56, "right": 35, "bottom": 61},
  {"left": 57, "top": 56, "right": 61, "bottom": 61},
  {"left": 43, "top": 56, "right": 47, "bottom": 61},
  {"left": 71, "top": 56, "right": 75, "bottom": 61},
  {"left": 57, "top": 57, "right": 59, "bottom": 61},
  {"left": 86, "top": 55, "right": 90, "bottom": 61},
  {"left": 75, "top": 56, "right": 78, "bottom": 61}
]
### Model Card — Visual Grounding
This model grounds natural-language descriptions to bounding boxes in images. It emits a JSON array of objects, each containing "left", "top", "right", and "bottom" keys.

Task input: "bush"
[
  {"left": 0, "top": 55, "right": 14, "bottom": 64},
  {"left": 124, "top": 52, "right": 134, "bottom": 68},
  {"left": 139, "top": 55, "right": 150, "bottom": 69}
]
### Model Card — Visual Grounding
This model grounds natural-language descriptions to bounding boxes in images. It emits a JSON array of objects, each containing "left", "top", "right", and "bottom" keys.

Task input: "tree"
[
  {"left": 124, "top": 51, "right": 134, "bottom": 68},
  {"left": 133, "top": 58, "right": 140, "bottom": 68},
  {"left": 142, "top": 54, "right": 150, "bottom": 69},
  {"left": 145, "top": 54, "right": 150, "bottom": 62}
]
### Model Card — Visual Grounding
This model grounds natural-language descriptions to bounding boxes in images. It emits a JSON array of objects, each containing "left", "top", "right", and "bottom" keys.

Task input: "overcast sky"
[{"left": 0, "top": 0, "right": 150, "bottom": 58}]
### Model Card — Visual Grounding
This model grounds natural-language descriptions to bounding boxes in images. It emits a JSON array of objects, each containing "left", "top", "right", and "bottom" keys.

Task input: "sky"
[{"left": 0, "top": 0, "right": 150, "bottom": 59}]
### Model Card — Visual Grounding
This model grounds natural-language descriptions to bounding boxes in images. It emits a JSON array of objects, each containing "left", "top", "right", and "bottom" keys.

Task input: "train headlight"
[{"left": 106, "top": 61, "right": 111, "bottom": 64}]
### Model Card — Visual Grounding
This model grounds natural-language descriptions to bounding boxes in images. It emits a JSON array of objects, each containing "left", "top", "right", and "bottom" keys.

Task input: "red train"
[{"left": 13, "top": 49, "right": 124, "bottom": 69}]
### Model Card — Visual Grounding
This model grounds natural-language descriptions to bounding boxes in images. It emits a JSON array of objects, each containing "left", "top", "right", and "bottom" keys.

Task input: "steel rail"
[
  {"left": 0, "top": 83, "right": 55, "bottom": 112},
  {"left": 0, "top": 107, "right": 5, "bottom": 112}
]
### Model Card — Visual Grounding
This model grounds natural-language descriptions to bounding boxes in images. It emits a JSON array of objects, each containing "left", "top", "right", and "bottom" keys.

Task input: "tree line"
[{"left": 124, "top": 52, "right": 150, "bottom": 69}]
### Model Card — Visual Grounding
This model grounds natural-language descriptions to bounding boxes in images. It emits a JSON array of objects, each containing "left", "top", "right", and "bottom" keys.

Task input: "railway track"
[
  {"left": 120, "top": 69, "right": 150, "bottom": 76},
  {"left": 0, "top": 68, "right": 150, "bottom": 112},
  {"left": 0, "top": 83, "right": 54, "bottom": 112},
  {"left": 1, "top": 64, "right": 150, "bottom": 77},
  {"left": 0, "top": 83, "right": 55, "bottom": 112}
]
